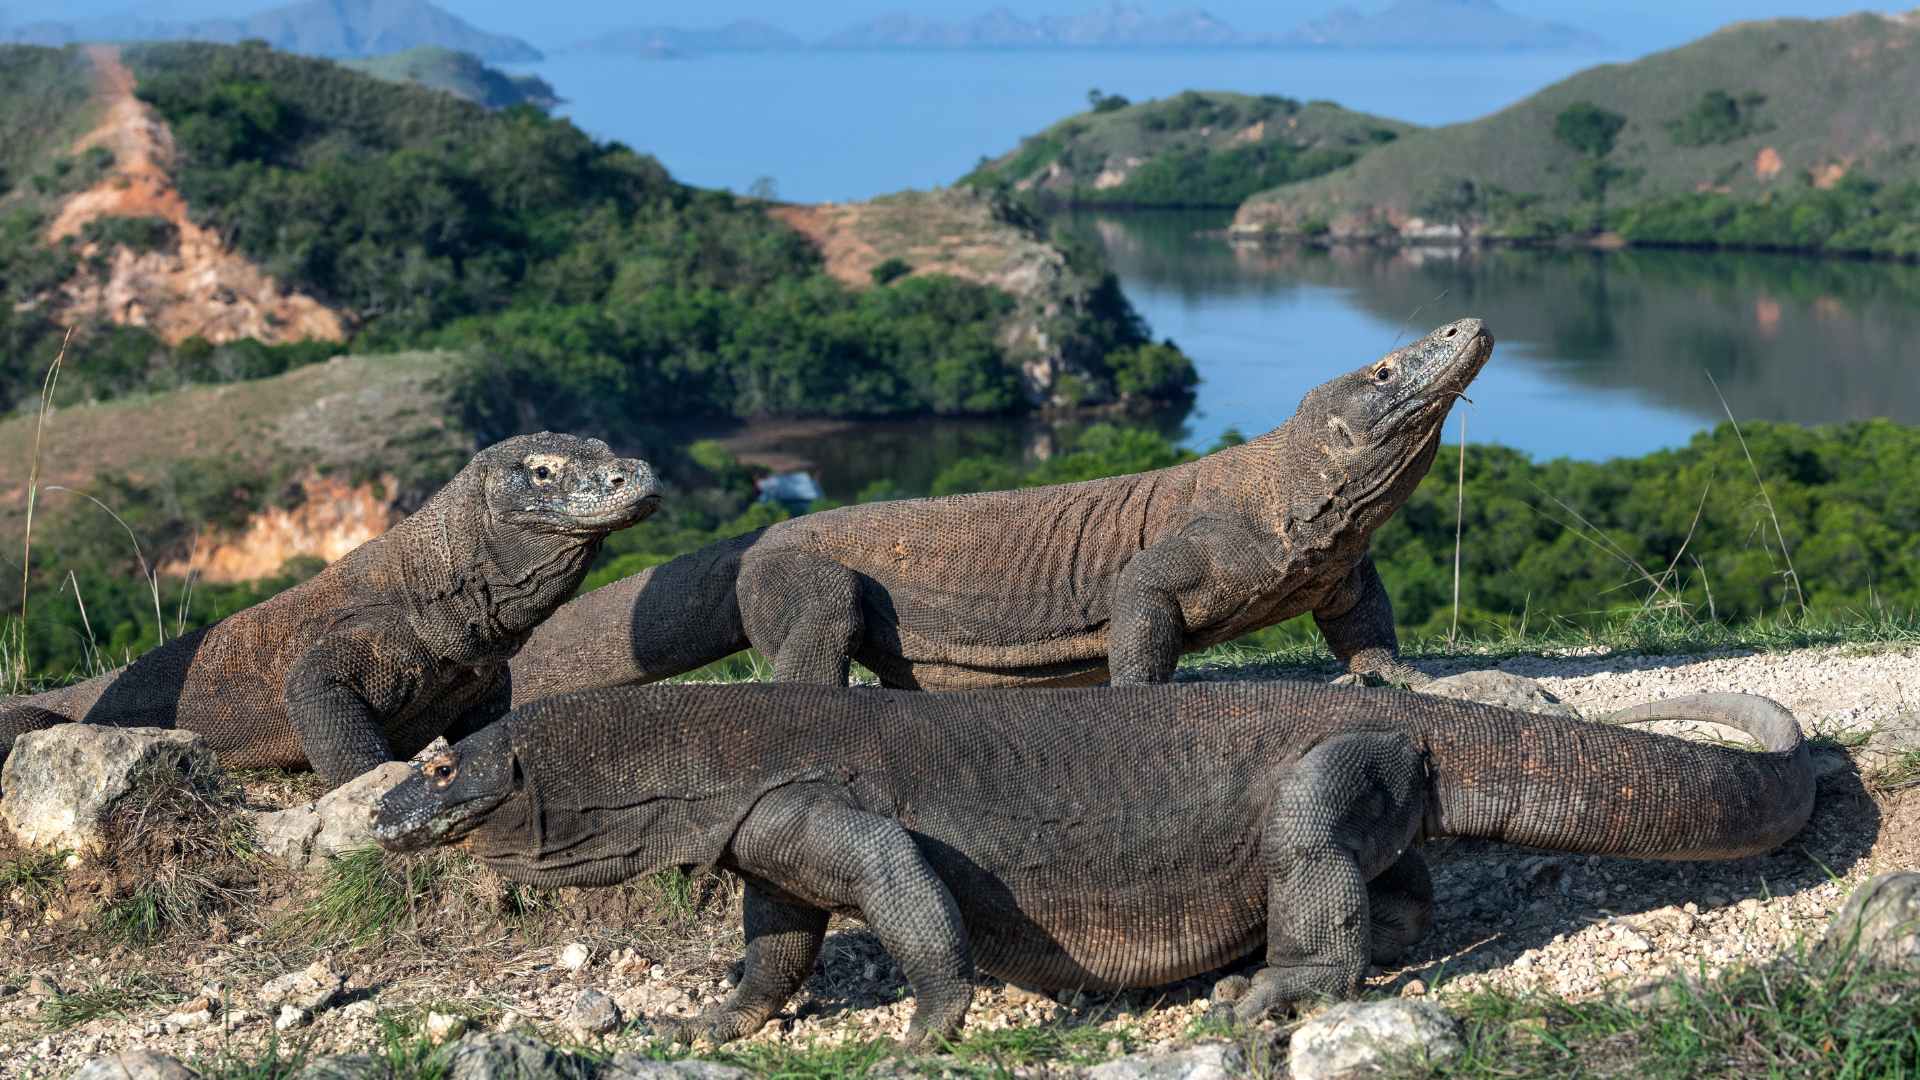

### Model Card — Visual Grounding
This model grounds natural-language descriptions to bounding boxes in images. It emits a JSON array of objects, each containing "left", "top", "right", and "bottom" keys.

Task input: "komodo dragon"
[
  {"left": 507, "top": 318, "right": 1494, "bottom": 702},
  {"left": 374, "top": 681, "right": 1814, "bottom": 1046},
  {"left": 0, "top": 433, "right": 658, "bottom": 787}
]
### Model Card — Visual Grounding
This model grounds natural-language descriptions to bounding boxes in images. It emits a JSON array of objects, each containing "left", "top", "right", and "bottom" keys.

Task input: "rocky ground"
[{"left": 3, "top": 640, "right": 1918, "bottom": 1078}]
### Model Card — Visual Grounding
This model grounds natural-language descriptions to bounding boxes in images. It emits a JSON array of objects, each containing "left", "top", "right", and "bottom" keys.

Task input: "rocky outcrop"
[
  {"left": 1820, "top": 872, "right": 1920, "bottom": 969},
  {"left": 159, "top": 471, "right": 402, "bottom": 584},
  {"left": 0, "top": 725, "right": 215, "bottom": 855},
  {"left": 250, "top": 761, "right": 415, "bottom": 871},
  {"left": 72, "top": 1051, "right": 198, "bottom": 1080},
  {"left": 768, "top": 188, "right": 1177, "bottom": 407},
  {"left": 1289, "top": 1000, "right": 1464, "bottom": 1080}
]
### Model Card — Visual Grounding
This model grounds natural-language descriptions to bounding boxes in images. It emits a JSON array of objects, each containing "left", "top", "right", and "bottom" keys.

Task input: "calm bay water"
[
  {"left": 517, "top": 48, "right": 1603, "bottom": 203},
  {"left": 516, "top": 49, "right": 1920, "bottom": 496},
  {"left": 1074, "top": 211, "right": 1920, "bottom": 460}
]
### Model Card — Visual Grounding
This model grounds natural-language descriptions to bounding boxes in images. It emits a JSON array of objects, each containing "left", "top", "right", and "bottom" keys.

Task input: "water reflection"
[
  {"left": 1079, "top": 209, "right": 1920, "bottom": 455},
  {"left": 695, "top": 210, "right": 1920, "bottom": 498}
]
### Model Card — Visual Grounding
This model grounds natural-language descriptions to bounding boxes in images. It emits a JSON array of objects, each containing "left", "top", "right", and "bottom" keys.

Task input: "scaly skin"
[
  {"left": 374, "top": 682, "right": 1814, "bottom": 1046},
  {"left": 0, "top": 433, "right": 658, "bottom": 788},
  {"left": 508, "top": 319, "right": 1494, "bottom": 703}
]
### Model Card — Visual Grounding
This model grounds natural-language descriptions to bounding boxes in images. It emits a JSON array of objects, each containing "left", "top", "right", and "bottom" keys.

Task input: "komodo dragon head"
[
  {"left": 472, "top": 431, "right": 661, "bottom": 536},
  {"left": 1282, "top": 317, "right": 1492, "bottom": 533},
  {"left": 392, "top": 432, "right": 662, "bottom": 655},
  {"left": 371, "top": 722, "right": 522, "bottom": 852}
]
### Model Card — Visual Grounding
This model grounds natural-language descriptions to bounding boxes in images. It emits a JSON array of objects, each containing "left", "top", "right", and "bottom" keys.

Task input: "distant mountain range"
[
  {"left": 1289, "top": 0, "right": 1606, "bottom": 51},
  {"left": 583, "top": 2, "right": 1608, "bottom": 55},
  {"left": 574, "top": 19, "right": 803, "bottom": 56},
  {"left": 819, "top": 6, "right": 1244, "bottom": 49},
  {"left": 2, "top": 0, "right": 542, "bottom": 62}
]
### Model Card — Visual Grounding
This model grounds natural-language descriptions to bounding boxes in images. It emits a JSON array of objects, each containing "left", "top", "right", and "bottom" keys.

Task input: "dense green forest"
[
  {"left": 0, "top": 42, "right": 1192, "bottom": 429},
  {"left": 14, "top": 417, "right": 1918, "bottom": 684}
]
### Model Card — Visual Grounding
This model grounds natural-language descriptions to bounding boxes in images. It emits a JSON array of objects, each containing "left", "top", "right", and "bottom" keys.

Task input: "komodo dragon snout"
[{"left": 372, "top": 722, "right": 521, "bottom": 851}]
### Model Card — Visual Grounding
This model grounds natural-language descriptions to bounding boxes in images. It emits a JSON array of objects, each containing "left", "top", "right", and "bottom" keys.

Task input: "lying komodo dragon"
[
  {"left": 0, "top": 433, "right": 658, "bottom": 787},
  {"left": 374, "top": 681, "right": 1814, "bottom": 1046},
  {"left": 507, "top": 319, "right": 1493, "bottom": 701}
]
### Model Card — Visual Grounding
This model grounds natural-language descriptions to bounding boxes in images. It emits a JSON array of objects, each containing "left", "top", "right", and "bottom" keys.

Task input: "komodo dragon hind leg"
[
  {"left": 1366, "top": 849, "right": 1434, "bottom": 964},
  {"left": 736, "top": 550, "right": 864, "bottom": 686},
  {"left": 726, "top": 785, "right": 974, "bottom": 1048},
  {"left": 654, "top": 881, "right": 830, "bottom": 1046},
  {"left": 1237, "top": 732, "right": 1427, "bottom": 1023}
]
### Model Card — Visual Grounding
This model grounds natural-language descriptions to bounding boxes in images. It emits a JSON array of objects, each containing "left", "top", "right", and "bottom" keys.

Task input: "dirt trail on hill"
[{"left": 47, "top": 45, "right": 348, "bottom": 346}]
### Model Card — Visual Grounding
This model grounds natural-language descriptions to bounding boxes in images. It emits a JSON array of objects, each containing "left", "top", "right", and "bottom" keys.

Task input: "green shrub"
[
  {"left": 1553, "top": 102, "right": 1627, "bottom": 158},
  {"left": 79, "top": 216, "right": 180, "bottom": 255},
  {"left": 1107, "top": 342, "right": 1198, "bottom": 399},
  {"left": 870, "top": 257, "right": 912, "bottom": 285},
  {"left": 1666, "top": 90, "right": 1770, "bottom": 147}
]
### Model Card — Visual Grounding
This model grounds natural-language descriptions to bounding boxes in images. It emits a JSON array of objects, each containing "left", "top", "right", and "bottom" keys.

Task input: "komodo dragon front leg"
[
  {"left": 1108, "top": 516, "right": 1279, "bottom": 684},
  {"left": 1237, "top": 731, "right": 1428, "bottom": 1021},
  {"left": 685, "top": 784, "right": 974, "bottom": 1049},
  {"left": 282, "top": 621, "right": 450, "bottom": 785},
  {"left": 1316, "top": 554, "right": 1428, "bottom": 688},
  {"left": 734, "top": 550, "right": 865, "bottom": 685}
]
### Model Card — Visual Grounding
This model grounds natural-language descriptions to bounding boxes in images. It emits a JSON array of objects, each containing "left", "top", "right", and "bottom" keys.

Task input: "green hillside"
[
  {"left": 0, "top": 42, "right": 1189, "bottom": 428},
  {"left": 1233, "top": 12, "right": 1920, "bottom": 257},
  {"left": 963, "top": 90, "right": 1412, "bottom": 209},
  {"left": 342, "top": 46, "right": 559, "bottom": 109},
  {"left": 0, "top": 46, "right": 118, "bottom": 414}
]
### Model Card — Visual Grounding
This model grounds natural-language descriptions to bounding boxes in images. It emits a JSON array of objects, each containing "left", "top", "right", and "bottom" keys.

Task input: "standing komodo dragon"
[
  {"left": 375, "top": 681, "right": 1814, "bottom": 1046},
  {"left": 0, "top": 433, "right": 657, "bottom": 787},
  {"left": 508, "top": 318, "right": 1493, "bottom": 701}
]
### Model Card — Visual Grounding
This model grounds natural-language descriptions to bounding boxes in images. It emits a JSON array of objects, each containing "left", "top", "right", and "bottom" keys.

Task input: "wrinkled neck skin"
[
  {"left": 460, "top": 776, "right": 721, "bottom": 890},
  {"left": 444, "top": 714, "right": 749, "bottom": 888},
  {"left": 1257, "top": 406, "right": 1445, "bottom": 547},
  {"left": 392, "top": 470, "right": 603, "bottom": 665}
]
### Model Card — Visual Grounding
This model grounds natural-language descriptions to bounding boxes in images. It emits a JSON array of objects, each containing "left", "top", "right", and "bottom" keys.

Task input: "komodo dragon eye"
[
  {"left": 425, "top": 756, "right": 458, "bottom": 787},
  {"left": 1372, "top": 364, "right": 1396, "bottom": 384},
  {"left": 532, "top": 465, "right": 552, "bottom": 481}
]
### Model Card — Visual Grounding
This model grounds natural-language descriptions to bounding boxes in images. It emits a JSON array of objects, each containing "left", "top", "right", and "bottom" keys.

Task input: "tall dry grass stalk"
[
  {"left": 10, "top": 327, "right": 73, "bottom": 693},
  {"left": 1448, "top": 411, "right": 1466, "bottom": 649},
  {"left": 1705, "top": 370, "right": 1807, "bottom": 617},
  {"left": 45, "top": 485, "right": 165, "bottom": 647}
]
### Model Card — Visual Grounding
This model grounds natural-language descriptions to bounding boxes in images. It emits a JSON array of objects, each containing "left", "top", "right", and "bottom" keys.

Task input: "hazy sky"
[{"left": 3, "top": 0, "right": 1910, "bottom": 54}]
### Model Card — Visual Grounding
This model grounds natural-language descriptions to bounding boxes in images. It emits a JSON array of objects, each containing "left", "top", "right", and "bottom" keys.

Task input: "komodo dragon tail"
[
  {"left": 0, "top": 673, "right": 116, "bottom": 762},
  {"left": 1425, "top": 693, "right": 1815, "bottom": 860},
  {"left": 506, "top": 530, "right": 764, "bottom": 707}
]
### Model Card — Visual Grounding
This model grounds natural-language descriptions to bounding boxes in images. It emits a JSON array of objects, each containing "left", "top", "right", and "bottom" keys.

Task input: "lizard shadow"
[
  {"left": 791, "top": 833, "right": 1225, "bottom": 1026},
  {"left": 1386, "top": 752, "right": 1880, "bottom": 990},
  {"left": 76, "top": 626, "right": 212, "bottom": 729}
]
